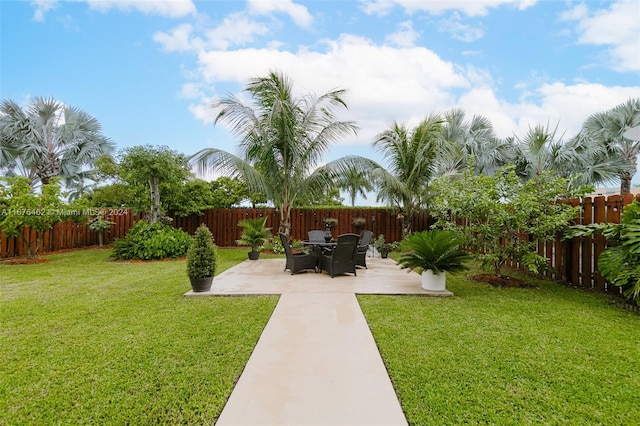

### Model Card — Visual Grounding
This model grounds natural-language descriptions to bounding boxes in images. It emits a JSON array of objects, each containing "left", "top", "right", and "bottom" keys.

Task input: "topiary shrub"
[
  {"left": 186, "top": 224, "right": 218, "bottom": 280},
  {"left": 111, "top": 220, "right": 192, "bottom": 260}
]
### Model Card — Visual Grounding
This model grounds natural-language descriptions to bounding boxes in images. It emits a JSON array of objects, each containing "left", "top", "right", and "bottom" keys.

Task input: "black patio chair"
[
  {"left": 318, "top": 233, "right": 360, "bottom": 278},
  {"left": 308, "top": 230, "right": 326, "bottom": 242},
  {"left": 280, "top": 233, "right": 318, "bottom": 275},
  {"left": 355, "top": 230, "right": 374, "bottom": 269}
]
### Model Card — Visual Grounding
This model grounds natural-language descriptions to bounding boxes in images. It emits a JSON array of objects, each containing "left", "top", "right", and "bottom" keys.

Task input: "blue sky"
[{"left": 2, "top": 0, "right": 640, "bottom": 199}]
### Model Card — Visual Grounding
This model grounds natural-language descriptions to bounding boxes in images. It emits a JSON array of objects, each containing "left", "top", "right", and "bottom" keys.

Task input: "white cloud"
[
  {"left": 438, "top": 13, "right": 484, "bottom": 42},
  {"left": 30, "top": 0, "right": 57, "bottom": 22},
  {"left": 204, "top": 13, "right": 270, "bottom": 50},
  {"left": 247, "top": 0, "right": 313, "bottom": 28},
  {"left": 84, "top": 0, "right": 196, "bottom": 17},
  {"left": 153, "top": 24, "right": 204, "bottom": 52},
  {"left": 384, "top": 21, "right": 420, "bottom": 47},
  {"left": 29, "top": 0, "right": 196, "bottom": 20},
  {"left": 361, "top": 0, "right": 537, "bottom": 17},
  {"left": 561, "top": 0, "right": 640, "bottom": 72}
]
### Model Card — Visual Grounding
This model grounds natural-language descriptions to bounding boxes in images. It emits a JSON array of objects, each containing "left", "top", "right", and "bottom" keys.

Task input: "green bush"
[
  {"left": 186, "top": 224, "right": 218, "bottom": 279},
  {"left": 111, "top": 220, "right": 192, "bottom": 260}
]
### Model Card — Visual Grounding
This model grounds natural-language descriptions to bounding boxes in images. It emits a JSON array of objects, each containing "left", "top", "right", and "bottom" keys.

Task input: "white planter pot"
[{"left": 421, "top": 269, "right": 446, "bottom": 291}]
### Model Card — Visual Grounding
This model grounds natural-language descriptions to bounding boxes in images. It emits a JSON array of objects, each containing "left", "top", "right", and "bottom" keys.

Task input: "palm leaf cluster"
[
  {"left": 0, "top": 97, "right": 113, "bottom": 188},
  {"left": 397, "top": 230, "right": 470, "bottom": 275}
]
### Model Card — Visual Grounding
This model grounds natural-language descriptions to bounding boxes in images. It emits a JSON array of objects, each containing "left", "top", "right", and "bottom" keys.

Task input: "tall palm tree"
[
  {"left": 437, "top": 108, "right": 512, "bottom": 176},
  {"left": 0, "top": 97, "right": 114, "bottom": 188},
  {"left": 337, "top": 165, "right": 373, "bottom": 207},
  {"left": 369, "top": 114, "right": 446, "bottom": 237},
  {"left": 581, "top": 98, "right": 640, "bottom": 194},
  {"left": 191, "top": 70, "right": 358, "bottom": 236},
  {"left": 512, "top": 123, "right": 572, "bottom": 181}
]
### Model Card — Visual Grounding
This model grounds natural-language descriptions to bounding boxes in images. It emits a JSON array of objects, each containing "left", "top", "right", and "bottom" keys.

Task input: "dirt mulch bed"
[
  {"left": 472, "top": 274, "right": 537, "bottom": 289},
  {"left": 2, "top": 257, "right": 51, "bottom": 265}
]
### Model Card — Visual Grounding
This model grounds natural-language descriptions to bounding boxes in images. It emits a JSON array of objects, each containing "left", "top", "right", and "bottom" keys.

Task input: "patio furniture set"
[{"left": 279, "top": 230, "right": 375, "bottom": 278}]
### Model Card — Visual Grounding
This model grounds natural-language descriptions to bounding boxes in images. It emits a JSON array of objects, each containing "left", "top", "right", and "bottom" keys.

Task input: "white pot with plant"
[{"left": 397, "top": 230, "right": 470, "bottom": 291}]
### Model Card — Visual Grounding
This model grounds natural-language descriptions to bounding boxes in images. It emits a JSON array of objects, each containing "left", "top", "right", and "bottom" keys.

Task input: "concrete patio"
[
  {"left": 184, "top": 256, "right": 453, "bottom": 296},
  {"left": 185, "top": 256, "right": 451, "bottom": 425}
]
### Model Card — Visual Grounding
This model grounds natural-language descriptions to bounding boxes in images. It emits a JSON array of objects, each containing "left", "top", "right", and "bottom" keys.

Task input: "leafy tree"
[
  {"left": 192, "top": 70, "right": 358, "bottom": 236},
  {"left": 118, "top": 145, "right": 191, "bottom": 223},
  {"left": 431, "top": 165, "right": 590, "bottom": 277},
  {"left": 209, "top": 176, "right": 251, "bottom": 208},
  {"left": 0, "top": 176, "right": 63, "bottom": 258},
  {"left": 296, "top": 187, "right": 343, "bottom": 207},
  {"left": 0, "top": 97, "right": 113, "bottom": 187},
  {"left": 580, "top": 98, "right": 640, "bottom": 194}
]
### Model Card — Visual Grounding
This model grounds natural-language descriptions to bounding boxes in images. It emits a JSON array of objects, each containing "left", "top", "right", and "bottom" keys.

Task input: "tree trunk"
[
  {"left": 149, "top": 176, "right": 161, "bottom": 223},
  {"left": 279, "top": 203, "right": 291, "bottom": 236},
  {"left": 620, "top": 171, "right": 632, "bottom": 195}
]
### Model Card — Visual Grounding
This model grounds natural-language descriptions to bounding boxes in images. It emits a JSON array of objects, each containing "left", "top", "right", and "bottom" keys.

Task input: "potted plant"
[
  {"left": 324, "top": 218, "right": 338, "bottom": 242},
  {"left": 352, "top": 217, "right": 366, "bottom": 232},
  {"left": 237, "top": 217, "right": 272, "bottom": 260},
  {"left": 186, "top": 224, "right": 218, "bottom": 292},
  {"left": 397, "top": 229, "right": 470, "bottom": 291},
  {"left": 373, "top": 234, "right": 394, "bottom": 258}
]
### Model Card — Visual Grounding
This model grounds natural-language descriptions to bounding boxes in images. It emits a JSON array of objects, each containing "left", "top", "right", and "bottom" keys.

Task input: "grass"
[
  {"left": 0, "top": 248, "right": 279, "bottom": 425},
  {"left": 358, "top": 266, "right": 640, "bottom": 425},
  {"left": 2, "top": 249, "right": 639, "bottom": 425}
]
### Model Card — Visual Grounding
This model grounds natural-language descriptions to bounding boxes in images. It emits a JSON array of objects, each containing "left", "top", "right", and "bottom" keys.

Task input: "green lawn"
[
  {"left": 2, "top": 249, "right": 639, "bottom": 425},
  {"left": 0, "top": 248, "right": 279, "bottom": 425},
  {"left": 358, "top": 268, "right": 640, "bottom": 425}
]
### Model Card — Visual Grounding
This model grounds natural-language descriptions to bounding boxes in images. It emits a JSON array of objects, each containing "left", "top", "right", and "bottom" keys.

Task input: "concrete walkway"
[{"left": 185, "top": 257, "right": 451, "bottom": 425}]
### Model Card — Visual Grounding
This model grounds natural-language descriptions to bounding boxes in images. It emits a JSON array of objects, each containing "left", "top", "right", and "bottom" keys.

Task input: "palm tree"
[
  {"left": 581, "top": 98, "right": 640, "bottom": 195},
  {"left": 437, "top": 108, "right": 512, "bottom": 176},
  {"left": 337, "top": 165, "right": 373, "bottom": 207},
  {"left": 0, "top": 97, "right": 114, "bottom": 188},
  {"left": 369, "top": 114, "right": 446, "bottom": 237},
  {"left": 191, "top": 70, "right": 358, "bottom": 236},
  {"left": 512, "top": 123, "right": 572, "bottom": 181}
]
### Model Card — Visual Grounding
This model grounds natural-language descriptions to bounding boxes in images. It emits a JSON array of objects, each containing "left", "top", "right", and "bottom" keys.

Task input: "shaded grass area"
[
  {"left": 0, "top": 248, "right": 279, "bottom": 425},
  {"left": 358, "top": 269, "right": 640, "bottom": 425}
]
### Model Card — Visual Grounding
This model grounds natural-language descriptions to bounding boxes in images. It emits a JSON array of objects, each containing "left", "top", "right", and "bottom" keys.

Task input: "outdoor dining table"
[{"left": 300, "top": 240, "right": 337, "bottom": 256}]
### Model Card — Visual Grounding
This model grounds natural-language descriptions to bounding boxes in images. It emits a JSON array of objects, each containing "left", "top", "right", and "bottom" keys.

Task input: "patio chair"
[
  {"left": 318, "top": 233, "right": 360, "bottom": 278},
  {"left": 355, "top": 230, "right": 374, "bottom": 269},
  {"left": 308, "top": 229, "right": 332, "bottom": 255},
  {"left": 308, "top": 230, "right": 326, "bottom": 242},
  {"left": 279, "top": 233, "right": 318, "bottom": 275}
]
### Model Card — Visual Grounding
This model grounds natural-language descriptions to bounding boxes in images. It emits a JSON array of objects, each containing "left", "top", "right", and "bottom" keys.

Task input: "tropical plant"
[
  {"left": 86, "top": 214, "right": 114, "bottom": 246},
  {"left": 397, "top": 230, "right": 470, "bottom": 275},
  {"left": 579, "top": 98, "right": 640, "bottom": 194},
  {"left": 373, "top": 234, "right": 394, "bottom": 257},
  {"left": 0, "top": 176, "right": 63, "bottom": 258},
  {"left": 431, "top": 164, "right": 590, "bottom": 277},
  {"left": 368, "top": 114, "right": 447, "bottom": 237},
  {"left": 191, "top": 70, "right": 358, "bottom": 236},
  {"left": 565, "top": 200, "right": 640, "bottom": 305},
  {"left": 236, "top": 217, "right": 272, "bottom": 252},
  {"left": 437, "top": 108, "right": 511, "bottom": 177},
  {"left": 337, "top": 165, "right": 373, "bottom": 206},
  {"left": 0, "top": 97, "right": 114, "bottom": 188},
  {"left": 186, "top": 224, "right": 218, "bottom": 280},
  {"left": 110, "top": 220, "right": 192, "bottom": 260}
]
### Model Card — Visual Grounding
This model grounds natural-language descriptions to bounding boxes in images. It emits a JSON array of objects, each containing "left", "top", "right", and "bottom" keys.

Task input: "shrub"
[
  {"left": 186, "top": 224, "right": 218, "bottom": 279},
  {"left": 111, "top": 220, "right": 192, "bottom": 260}
]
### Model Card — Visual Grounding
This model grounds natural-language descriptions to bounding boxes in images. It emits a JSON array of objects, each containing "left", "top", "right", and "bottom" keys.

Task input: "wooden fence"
[
  {"left": 0, "top": 208, "right": 426, "bottom": 258},
  {"left": 2, "top": 195, "right": 640, "bottom": 299}
]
